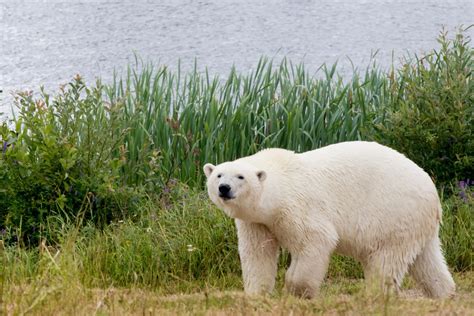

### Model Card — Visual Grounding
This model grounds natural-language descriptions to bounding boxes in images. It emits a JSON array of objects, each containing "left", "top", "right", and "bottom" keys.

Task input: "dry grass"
[{"left": 2, "top": 272, "right": 473, "bottom": 315}]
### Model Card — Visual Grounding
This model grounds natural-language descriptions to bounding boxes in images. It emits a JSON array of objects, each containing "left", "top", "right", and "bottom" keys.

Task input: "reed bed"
[{"left": 104, "top": 58, "right": 393, "bottom": 187}]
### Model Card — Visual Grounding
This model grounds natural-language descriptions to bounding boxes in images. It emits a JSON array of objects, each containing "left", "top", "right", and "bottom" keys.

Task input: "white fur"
[{"left": 203, "top": 141, "right": 455, "bottom": 298}]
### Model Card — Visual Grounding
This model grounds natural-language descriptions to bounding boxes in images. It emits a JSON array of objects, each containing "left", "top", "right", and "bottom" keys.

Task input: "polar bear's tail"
[{"left": 409, "top": 235, "right": 455, "bottom": 298}]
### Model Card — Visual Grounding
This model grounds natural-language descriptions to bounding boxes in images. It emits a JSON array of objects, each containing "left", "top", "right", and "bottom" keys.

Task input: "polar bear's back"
[
  {"left": 241, "top": 142, "right": 438, "bottom": 208},
  {"left": 297, "top": 141, "right": 439, "bottom": 214},
  {"left": 299, "top": 141, "right": 435, "bottom": 194},
  {"left": 243, "top": 142, "right": 436, "bottom": 193}
]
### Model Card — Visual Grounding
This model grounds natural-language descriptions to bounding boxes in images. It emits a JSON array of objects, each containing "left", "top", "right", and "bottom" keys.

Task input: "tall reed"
[{"left": 105, "top": 58, "right": 392, "bottom": 187}]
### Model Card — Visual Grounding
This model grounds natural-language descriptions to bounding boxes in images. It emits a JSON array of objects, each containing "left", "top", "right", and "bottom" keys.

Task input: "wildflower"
[
  {"left": 187, "top": 244, "right": 197, "bottom": 252},
  {"left": 458, "top": 179, "right": 471, "bottom": 203}
]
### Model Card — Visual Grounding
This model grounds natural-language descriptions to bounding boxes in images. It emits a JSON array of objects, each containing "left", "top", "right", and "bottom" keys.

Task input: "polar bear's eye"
[
  {"left": 238, "top": 175, "right": 245, "bottom": 180},
  {"left": 217, "top": 174, "right": 222, "bottom": 178}
]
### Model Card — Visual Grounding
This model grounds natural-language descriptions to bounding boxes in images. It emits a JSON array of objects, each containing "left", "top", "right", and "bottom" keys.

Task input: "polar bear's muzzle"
[{"left": 218, "top": 184, "right": 234, "bottom": 200}]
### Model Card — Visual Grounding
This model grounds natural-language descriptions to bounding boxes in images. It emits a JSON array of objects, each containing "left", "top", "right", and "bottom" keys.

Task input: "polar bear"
[{"left": 203, "top": 141, "right": 455, "bottom": 298}]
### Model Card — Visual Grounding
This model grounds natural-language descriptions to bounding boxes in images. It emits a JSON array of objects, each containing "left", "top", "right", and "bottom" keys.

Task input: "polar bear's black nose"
[{"left": 219, "top": 184, "right": 231, "bottom": 195}]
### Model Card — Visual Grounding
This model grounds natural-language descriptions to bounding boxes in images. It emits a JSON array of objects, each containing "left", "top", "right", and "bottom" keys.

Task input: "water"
[{"left": 1, "top": 0, "right": 473, "bottom": 116}]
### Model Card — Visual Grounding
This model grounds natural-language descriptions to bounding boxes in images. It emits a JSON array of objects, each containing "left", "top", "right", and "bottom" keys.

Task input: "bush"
[
  {"left": 373, "top": 29, "right": 474, "bottom": 186},
  {"left": 0, "top": 77, "right": 144, "bottom": 245}
]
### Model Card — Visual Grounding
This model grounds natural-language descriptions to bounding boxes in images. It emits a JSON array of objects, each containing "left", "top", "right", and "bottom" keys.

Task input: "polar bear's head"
[{"left": 203, "top": 161, "right": 267, "bottom": 221}]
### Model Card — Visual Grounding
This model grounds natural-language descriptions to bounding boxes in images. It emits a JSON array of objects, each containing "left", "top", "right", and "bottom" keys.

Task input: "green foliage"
[
  {"left": 440, "top": 182, "right": 474, "bottom": 272},
  {"left": 0, "top": 185, "right": 241, "bottom": 293},
  {"left": 0, "top": 59, "right": 392, "bottom": 244},
  {"left": 0, "top": 77, "right": 144, "bottom": 245},
  {"left": 373, "top": 29, "right": 474, "bottom": 185}
]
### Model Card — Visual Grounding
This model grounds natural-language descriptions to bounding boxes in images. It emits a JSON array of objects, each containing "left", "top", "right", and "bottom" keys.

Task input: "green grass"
[
  {"left": 439, "top": 191, "right": 474, "bottom": 272},
  {"left": 0, "top": 186, "right": 472, "bottom": 314},
  {"left": 1, "top": 185, "right": 471, "bottom": 294}
]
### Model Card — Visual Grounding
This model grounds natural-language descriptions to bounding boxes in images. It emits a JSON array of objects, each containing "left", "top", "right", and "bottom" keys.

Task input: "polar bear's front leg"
[{"left": 235, "top": 219, "right": 280, "bottom": 295}]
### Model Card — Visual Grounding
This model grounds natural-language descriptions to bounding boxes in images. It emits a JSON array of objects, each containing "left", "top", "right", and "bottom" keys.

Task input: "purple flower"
[{"left": 458, "top": 179, "right": 471, "bottom": 203}]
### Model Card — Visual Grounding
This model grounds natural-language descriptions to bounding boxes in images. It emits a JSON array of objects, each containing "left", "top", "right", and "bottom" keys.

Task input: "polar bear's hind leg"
[
  {"left": 363, "top": 249, "right": 414, "bottom": 294},
  {"left": 408, "top": 235, "right": 455, "bottom": 298}
]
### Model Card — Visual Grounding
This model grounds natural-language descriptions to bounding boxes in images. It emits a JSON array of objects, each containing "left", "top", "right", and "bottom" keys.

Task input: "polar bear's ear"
[
  {"left": 203, "top": 163, "right": 215, "bottom": 178},
  {"left": 256, "top": 170, "right": 267, "bottom": 182}
]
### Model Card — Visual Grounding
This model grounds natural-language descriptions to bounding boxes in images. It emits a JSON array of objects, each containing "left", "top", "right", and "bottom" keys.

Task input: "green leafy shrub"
[
  {"left": 373, "top": 30, "right": 474, "bottom": 186},
  {"left": 0, "top": 76, "right": 144, "bottom": 245}
]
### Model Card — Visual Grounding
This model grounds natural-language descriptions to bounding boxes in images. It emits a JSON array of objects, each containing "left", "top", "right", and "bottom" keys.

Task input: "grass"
[
  {"left": 1, "top": 184, "right": 471, "bottom": 289},
  {"left": 0, "top": 185, "right": 472, "bottom": 315},
  {"left": 2, "top": 271, "right": 473, "bottom": 315}
]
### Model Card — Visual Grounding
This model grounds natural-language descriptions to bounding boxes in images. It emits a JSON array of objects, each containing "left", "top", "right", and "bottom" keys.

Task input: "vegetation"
[
  {"left": 1, "top": 259, "right": 473, "bottom": 314},
  {"left": 373, "top": 31, "right": 473, "bottom": 185},
  {"left": 104, "top": 57, "right": 392, "bottom": 188},
  {"left": 0, "top": 28, "right": 472, "bottom": 313},
  {"left": 0, "top": 186, "right": 472, "bottom": 314},
  {"left": 0, "top": 81, "right": 146, "bottom": 245}
]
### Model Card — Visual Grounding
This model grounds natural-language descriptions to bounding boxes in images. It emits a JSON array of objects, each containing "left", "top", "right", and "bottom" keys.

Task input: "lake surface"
[{"left": 1, "top": 0, "right": 473, "bottom": 116}]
